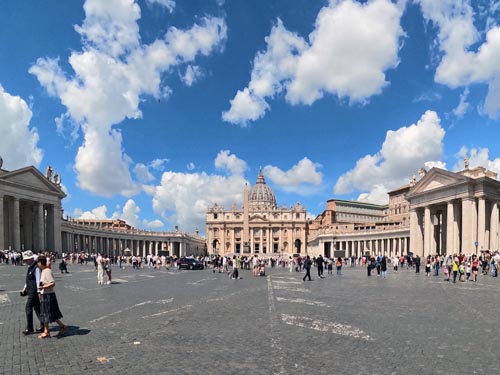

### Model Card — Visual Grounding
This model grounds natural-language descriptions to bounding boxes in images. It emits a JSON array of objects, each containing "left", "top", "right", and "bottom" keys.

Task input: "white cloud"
[
  {"left": 263, "top": 157, "right": 323, "bottom": 194},
  {"left": 146, "top": 0, "right": 175, "bottom": 13},
  {"left": 0, "top": 85, "right": 43, "bottom": 170},
  {"left": 143, "top": 219, "right": 164, "bottom": 228},
  {"left": 418, "top": 0, "right": 500, "bottom": 118},
  {"left": 149, "top": 158, "right": 169, "bottom": 170},
  {"left": 181, "top": 65, "right": 203, "bottom": 87},
  {"left": 30, "top": 0, "right": 227, "bottom": 196},
  {"left": 152, "top": 171, "right": 247, "bottom": 231},
  {"left": 222, "top": 88, "right": 269, "bottom": 125},
  {"left": 214, "top": 150, "right": 247, "bottom": 175},
  {"left": 187, "top": 162, "right": 195, "bottom": 170},
  {"left": 76, "top": 205, "right": 108, "bottom": 219},
  {"left": 452, "top": 88, "right": 470, "bottom": 118},
  {"left": 358, "top": 184, "right": 390, "bottom": 204},
  {"left": 152, "top": 152, "right": 248, "bottom": 231},
  {"left": 134, "top": 163, "right": 155, "bottom": 183},
  {"left": 454, "top": 146, "right": 500, "bottom": 175},
  {"left": 223, "top": 0, "right": 404, "bottom": 125},
  {"left": 334, "top": 110, "right": 446, "bottom": 204},
  {"left": 424, "top": 160, "right": 447, "bottom": 170},
  {"left": 113, "top": 198, "right": 140, "bottom": 228}
]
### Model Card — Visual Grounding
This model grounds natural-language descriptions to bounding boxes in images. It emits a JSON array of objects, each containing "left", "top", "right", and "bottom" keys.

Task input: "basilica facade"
[{"left": 206, "top": 172, "right": 307, "bottom": 256}]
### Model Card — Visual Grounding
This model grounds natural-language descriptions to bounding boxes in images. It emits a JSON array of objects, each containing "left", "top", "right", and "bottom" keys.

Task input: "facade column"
[
  {"left": 179, "top": 241, "right": 184, "bottom": 257},
  {"left": 13, "top": 198, "right": 21, "bottom": 251},
  {"left": 490, "top": 202, "right": 499, "bottom": 252},
  {"left": 410, "top": 208, "right": 421, "bottom": 256},
  {"left": 446, "top": 201, "right": 454, "bottom": 255},
  {"left": 424, "top": 206, "right": 432, "bottom": 258},
  {"left": 0, "top": 194, "right": 4, "bottom": 250},
  {"left": 472, "top": 199, "right": 478, "bottom": 253},
  {"left": 477, "top": 197, "right": 486, "bottom": 251},
  {"left": 462, "top": 198, "right": 474, "bottom": 253}
]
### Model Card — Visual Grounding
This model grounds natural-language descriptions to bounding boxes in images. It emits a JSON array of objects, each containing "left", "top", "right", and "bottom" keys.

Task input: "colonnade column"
[
  {"left": 410, "top": 208, "right": 421, "bottom": 256},
  {"left": 446, "top": 201, "right": 454, "bottom": 255},
  {"left": 0, "top": 194, "right": 4, "bottom": 249},
  {"left": 491, "top": 202, "right": 499, "bottom": 252},
  {"left": 424, "top": 207, "right": 432, "bottom": 258},
  {"left": 13, "top": 198, "right": 20, "bottom": 251},
  {"left": 462, "top": 198, "right": 474, "bottom": 253},
  {"left": 477, "top": 198, "right": 486, "bottom": 251}
]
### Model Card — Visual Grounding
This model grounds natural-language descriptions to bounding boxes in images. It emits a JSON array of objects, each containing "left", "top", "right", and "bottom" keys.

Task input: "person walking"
[
  {"left": 336, "top": 257, "right": 343, "bottom": 276},
  {"left": 425, "top": 258, "right": 431, "bottom": 277},
  {"left": 302, "top": 256, "right": 312, "bottom": 281},
  {"left": 380, "top": 256, "right": 387, "bottom": 278},
  {"left": 434, "top": 255, "right": 440, "bottom": 276},
  {"left": 104, "top": 255, "right": 112, "bottom": 284},
  {"left": 20, "top": 251, "right": 43, "bottom": 335},
  {"left": 452, "top": 257, "right": 459, "bottom": 283},
  {"left": 414, "top": 255, "right": 421, "bottom": 273},
  {"left": 96, "top": 254, "right": 105, "bottom": 285},
  {"left": 472, "top": 255, "right": 479, "bottom": 282},
  {"left": 392, "top": 255, "right": 399, "bottom": 272},
  {"left": 37, "top": 255, "right": 66, "bottom": 338},
  {"left": 316, "top": 254, "right": 324, "bottom": 278}
]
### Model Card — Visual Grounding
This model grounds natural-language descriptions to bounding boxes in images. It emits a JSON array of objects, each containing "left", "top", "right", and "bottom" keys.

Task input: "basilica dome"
[{"left": 248, "top": 171, "right": 277, "bottom": 209}]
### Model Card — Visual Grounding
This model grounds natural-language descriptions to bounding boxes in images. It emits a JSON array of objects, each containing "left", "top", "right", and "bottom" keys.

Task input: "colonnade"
[
  {"left": 322, "top": 235, "right": 410, "bottom": 258},
  {"left": 0, "top": 193, "right": 61, "bottom": 252},
  {"left": 410, "top": 196, "right": 500, "bottom": 257},
  {"left": 61, "top": 230, "right": 189, "bottom": 257}
]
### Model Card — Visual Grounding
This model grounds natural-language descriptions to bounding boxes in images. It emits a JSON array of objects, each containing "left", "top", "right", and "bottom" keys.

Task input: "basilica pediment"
[
  {"left": 0, "top": 166, "right": 66, "bottom": 197},
  {"left": 406, "top": 168, "right": 469, "bottom": 198},
  {"left": 249, "top": 214, "right": 269, "bottom": 223}
]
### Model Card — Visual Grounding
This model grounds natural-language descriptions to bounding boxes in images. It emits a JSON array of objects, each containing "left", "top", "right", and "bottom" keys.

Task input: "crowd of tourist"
[{"left": 7, "top": 246, "right": 500, "bottom": 339}]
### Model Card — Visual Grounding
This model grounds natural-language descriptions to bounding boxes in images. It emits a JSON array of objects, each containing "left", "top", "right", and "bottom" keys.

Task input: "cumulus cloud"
[
  {"left": 143, "top": 219, "right": 164, "bottom": 228},
  {"left": 151, "top": 152, "right": 248, "bottom": 231},
  {"left": 134, "top": 163, "right": 155, "bottom": 183},
  {"left": 146, "top": 0, "right": 175, "bottom": 12},
  {"left": 75, "top": 205, "right": 108, "bottom": 219},
  {"left": 113, "top": 198, "right": 140, "bottom": 228},
  {"left": 30, "top": 0, "right": 227, "bottom": 196},
  {"left": 187, "top": 162, "right": 195, "bottom": 170},
  {"left": 181, "top": 65, "right": 203, "bottom": 87},
  {"left": 424, "top": 160, "right": 447, "bottom": 170},
  {"left": 0, "top": 85, "right": 43, "bottom": 170},
  {"left": 152, "top": 171, "right": 247, "bottom": 231},
  {"left": 214, "top": 150, "right": 247, "bottom": 175},
  {"left": 334, "top": 110, "right": 446, "bottom": 204},
  {"left": 454, "top": 146, "right": 500, "bottom": 175},
  {"left": 452, "top": 88, "right": 470, "bottom": 118},
  {"left": 149, "top": 158, "right": 169, "bottom": 170},
  {"left": 418, "top": 0, "right": 500, "bottom": 118},
  {"left": 223, "top": 0, "right": 404, "bottom": 125},
  {"left": 263, "top": 157, "right": 323, "bottom": 194}
]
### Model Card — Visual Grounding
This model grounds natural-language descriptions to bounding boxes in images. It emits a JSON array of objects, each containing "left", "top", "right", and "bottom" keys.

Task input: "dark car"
[{"left": 177, "top": 258, "right": 204, "bottom": 270}]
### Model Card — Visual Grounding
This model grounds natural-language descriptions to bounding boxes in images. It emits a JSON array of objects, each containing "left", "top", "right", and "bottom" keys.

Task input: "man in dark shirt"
[
  {"left": 302, "top": 255, "right": 312, "bottom": 281},
  {"left": 415, "top": 255, "right": 421, "bottom": 273},
  {"left": 20, "top": 251, "right": 43, "bottom": 335},
  {"left": 316, "top": 254, "right": 324, "bottom": 278}
]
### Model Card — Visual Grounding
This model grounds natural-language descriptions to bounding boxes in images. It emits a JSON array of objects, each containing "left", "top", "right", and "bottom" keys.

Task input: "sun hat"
[{"left": 22, "top": 250, "right": 34, "bottom": 260}]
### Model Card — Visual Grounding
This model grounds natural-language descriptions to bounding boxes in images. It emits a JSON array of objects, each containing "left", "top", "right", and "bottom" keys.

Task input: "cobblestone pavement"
[{"left": 1, "top": 262, "right": 500, "bottom": 374}]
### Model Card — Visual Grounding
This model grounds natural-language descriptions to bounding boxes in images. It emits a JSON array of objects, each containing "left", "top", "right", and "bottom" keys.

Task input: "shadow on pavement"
[{"left": 51, "top": 326, "right": 91, "bottom": 338}]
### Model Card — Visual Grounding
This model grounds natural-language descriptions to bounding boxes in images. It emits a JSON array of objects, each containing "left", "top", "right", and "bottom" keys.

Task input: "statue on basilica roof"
[{"left": 45, "top": 165, "right": 53, "bottom": 181}]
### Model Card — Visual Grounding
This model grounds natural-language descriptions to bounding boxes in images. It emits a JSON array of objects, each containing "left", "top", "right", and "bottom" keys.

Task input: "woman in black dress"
[{"left": 37, "top": 255, "right": 66, "bottom": 338}]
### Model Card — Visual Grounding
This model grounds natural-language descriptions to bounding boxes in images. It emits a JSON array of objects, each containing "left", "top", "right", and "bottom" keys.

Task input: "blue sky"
[{"left": 1, "top": 0, "right": 500, "bottom": 234}]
